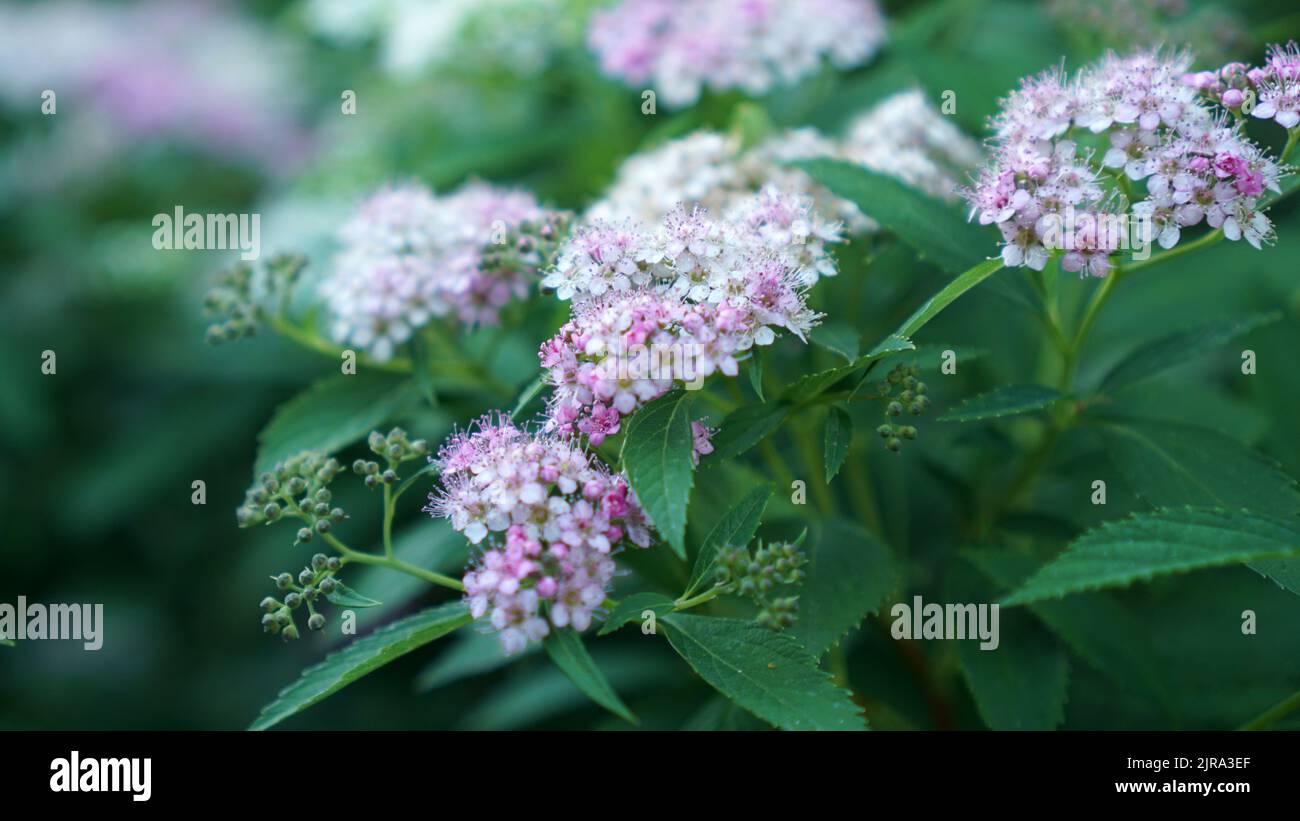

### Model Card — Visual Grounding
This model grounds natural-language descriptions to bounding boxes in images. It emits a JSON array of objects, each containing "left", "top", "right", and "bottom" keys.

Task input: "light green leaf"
[
  {"left": 1002, "top": 508, "right": 1300, "bottom": 607},
  {"left": 823, "top": 406, "right": 853, "bottom": 483},
  {"left": 788, "top": 519, "right": 895, "bottom": 658},
  {"left": 708, "top": 401, "right": 790, "bottom": 462},
  {"left": 683, "top": 485, "right": 773, "bottom": 598},
  {"left": 744, "top": 354, "right": 765, "bottom": 401},
  {"left": 621, "top": 391, "right": 696, "bottom": 559},
  {"left": 324, "top": 581, "right": 382, "bottom": 609},
  {"left": 662, "top": 613, "right": 866, "bottom": 730},
  {"left": 794, "top": 159, "right": 989, "bottom": 274},
  {"left": 949, "top": 557, "right": 1068, "bottom": 730},
  {"left": 1, "top": 638, "right": 13, "bottom": 647},
  {"left": 250, "top": 601, "right": 471, "bottom": 730},
  {"left": 409, "top": 334, "right": 439, "bottom": 408},
  {"left": 1098, "top": 312, "right": 1280, "bottom": 395},
  {"left": 809, "top": 323, "right": 860, "bottom": 363},
  {"left": 542, "top": 628, "right": 638, "bottom": 725},
  {"left": 939, "top": 385, "right": 1063, "bottom": 422},
  {"left": 888, "top": 259, "right": 1006, "bottom": 340},
  {"left": 255, "top": 372, "right": 420, "bottom": 475},
  {"left": 598, "top": 592, "right": 676, "bottom": 636}
]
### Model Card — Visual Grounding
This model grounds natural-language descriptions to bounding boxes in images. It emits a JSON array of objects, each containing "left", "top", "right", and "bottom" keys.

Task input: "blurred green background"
[{"left": 2, "top": 0, "right": 1299, "bottom": 729}]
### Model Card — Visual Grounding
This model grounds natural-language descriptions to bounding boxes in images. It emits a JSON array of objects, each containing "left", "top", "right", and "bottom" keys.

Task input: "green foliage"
[
  {"left": 1097, "top": 313, "right": 1279, "bottom": 395},
  {"left": 940, "top": 385, "right": 1063, "bottom": 422},
  {"left": 788, "top": 519, "right": 895, "bottom": 658},
  {"left": 542, "top": 628, "right": 638, "bottom": 724},
  {"left": 620, "top": 391, "right": 697, "bottom": 559},
  {"left": 684, "top": 484, "right": 773, "bottom": 598},
  {"left": 661, "top": 613, "right": 867, "bottom": 730},
  {"left": 250, "top": 602, "right": 471, "bottom": 730},
  {"left": 1003, "top": 508, "right": 1300, "bottom": 606}
]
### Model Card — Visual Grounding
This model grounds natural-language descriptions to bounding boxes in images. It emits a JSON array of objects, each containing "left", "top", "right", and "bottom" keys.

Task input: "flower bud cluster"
[
  {"left": 261, "top": 553, "right": 345, "bottom": 640},
  {"left": 353, "top": 427, "right": 429, "bottom": 489},
  {"left": 715, "top": 539, "right": 807, "bottom": 630},
  {"left": 875, "top": 364, "right": 928, "bottom": 452},
  {"left": 203, "top": 254, "right": 307, "bottom": 344},
  {"left": 236, "top": 451, "right": 347, "bottom": 542}
]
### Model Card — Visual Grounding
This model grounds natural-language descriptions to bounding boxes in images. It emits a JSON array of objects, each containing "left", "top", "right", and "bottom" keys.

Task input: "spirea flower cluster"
[
  {"left": 320, "top": 181, "right": 566, "bottom": 361},
  {"left": 587, "top": 0, "right": 886, "bottom": 108},
  {"left": 538, "top": 190, "right": 829, "bottom": 443},
  {"left": 426, "top": 415, "right": 652, "bottom": 653},
  {"left": 965, "top": 49, "right": 1288, "bottom": 276},
  {"left": 1184, "top": 42, "right": 1300, "bottom": 130},
  {"left": 587, "top": 93, "right": 981, "bottom": 231}
]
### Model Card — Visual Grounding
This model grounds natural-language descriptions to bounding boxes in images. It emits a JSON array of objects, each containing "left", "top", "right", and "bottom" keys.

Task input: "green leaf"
[
  {"left": 788, "top": 519, "right": 895, "bottom": 658},
  {"left": 511, "top": 374, "right": 547, "bottom": 421},
  {"left": 250, "top": 601, "right": 471, "bottom": 730},
  {"left": 620, "top": 391, "right": 696, "bottom": 559},
  {"left": 324, "top": 581, "right": 382, "bottom": 609},
  {"left": 794, "top": 159, "right": 989, "bottom": 274},
  {"left": 1002, "top": 508, "right": 1300, "bottom": 607},
  {"left": 708, "top": 401, "right": 790, "bottom": 461},
  {"left": 948, "top": 557, "right": 1068, "bottom": 730},
  {"left": 809, "top": 323, "right": 860, "bottom": 363},
  {"left": 598, "top": 592, "right": 677, "bottom": 636},
  {"left": 783, "top": 335, "right": 916, "bottom": 402},
  {"left": 1098, "top": 312, "right": 1280, "bottom": 395},
  {"left": 683, "top": 485, "right": 773, "bottom": 598},
  {"left": 823, "top": 406, "right": 853, "bottom": 482},
  {"left": 255, "top": 372, "right": 420, "bottom": 475},
  {"left": 409, "top": 334, "right": 439, "bottom": 408},
  {"left": 1094, "top": 418, "right": 1300, "bottom": 596},
  {"left": 939, "top": 385, "right": 1063, "bottom": 422},
  {"left": 744, "top": 354, "right": 765, "bottom": 401},
  {"left": 887, "top": 258, "right": 1006, "bottom": 340},
  {"left": 1095, "top": 419, "right": 1300, "bottom": 514},
  {"left": 966, "top": 550, "right": 1171, "bottom": 705},
  {"left": 0, "top": 638, "right": 13, "bottom": 647},
  {"left": 661, "top": 613, "right": 866, "bottom": 730},
  {"left": 542, "top": 628, "right": 638, "bottom": 725},
  {"left": 415, "top": 629, "right": 535, "bottom": 693}
]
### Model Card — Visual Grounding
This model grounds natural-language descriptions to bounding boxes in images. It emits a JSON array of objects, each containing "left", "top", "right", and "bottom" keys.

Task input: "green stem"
[
  {"left": 323, "top": 533, "right": 464, "bottom": 592},
  {"left": 1240, "top": 688, "right": 1300, "bottom": 731},
  {"left": 269, "top": 315, "right": 410, "bottom": 372},
  {"left": 1124, "top": 229, "right": 1223, "bottom": 276},
  {"left": 382, "top": 483, "right": 395, "bottom": 560},
  {"left": 674, "top": 585, "right": 729, "bottom": 611}
]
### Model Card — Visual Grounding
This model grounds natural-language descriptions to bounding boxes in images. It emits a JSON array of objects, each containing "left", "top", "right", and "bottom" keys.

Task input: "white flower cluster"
[
  {"left": 320, "top": 181, "right": 550, "bottom": 361},
  {"left": 588, "top": 91, "right": 982, "bottom": 231}
]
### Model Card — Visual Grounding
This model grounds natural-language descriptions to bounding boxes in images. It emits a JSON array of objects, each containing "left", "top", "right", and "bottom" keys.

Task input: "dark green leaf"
[
  {"left": 409, "top": 334, "right": 439, "bottom": 408},
  {"left": 794, "top": 159, "right": 989, "bottom": 274},
  {"left": 744, "top": 354, "right": 765, "bottom": 402},
  {"left": 662, "top": 613, "right": 866, "bottom": 730},
  {"left": 809, "top": 323, "right": 860, "bottom": 363},
  {"left": 939, "top": 385, "right": 1062, "bottom": 422},
  {"left": 1002, "top": 508, "right": 1300, "bottom": 607},
  {"left": 789, "top": 519, "right": 895, "bottom": 658},
  {"left": 683, "top": 485, "right": 773, "bottom": 598},
  {"left": 708, "top": 402, "right": 790, "bottom": 462},
  {"left": 598, "top": 592, "right": 677, "bottom": 636},
  {"left": 542, "top": 628, "right": 638, "bottom": 724},
  {"left": 511, "top": 374, "right": 547, "bottom": 421},
  {"left": 255, "top": 373, "right": 420, "bottom": 475},
  {"left": 888, "top": 259, "right": 1006, "bottom": 340},
  {"left": 823, "top": 406, "right": 853, "bottom": 482},
  {"left": 620, "top": 391, "right": 696, "bottom": 559},
  {"left": 949, "top": 557, "right": 1068, "bottom": 729},
  {"left": 250, "top": 602, "right": 471, "bottom": 730},
  {"left": 1098, "top": 312, "right": 1280, "bottom": 395},
  {"left": 415, "top": 629, "right": 534, "bottom": 693}
]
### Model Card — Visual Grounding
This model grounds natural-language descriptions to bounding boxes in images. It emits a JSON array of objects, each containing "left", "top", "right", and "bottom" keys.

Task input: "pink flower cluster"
[
  {"left": 965, "top": 50, "right": 1288, "bottom": 275},
  {"left": 1184, "top": 42, "right": 1300, "bottom": 129},
  {"left": 321, "top": 181, "right": 551, "bottom": 361},
  {"left": 426, "top": 415, "right": 653, "bottom": 653},
  {"left": 588, "top": 0, "right": 886, "bottom": 108},
  {"left": 538, "top": 193, "right": 825, "bottom": 444}
]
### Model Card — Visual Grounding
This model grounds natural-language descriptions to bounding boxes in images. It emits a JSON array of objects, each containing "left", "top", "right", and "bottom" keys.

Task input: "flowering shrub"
[{"left": 129, "top": 3, "right": 1300, "bottom": 734}]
